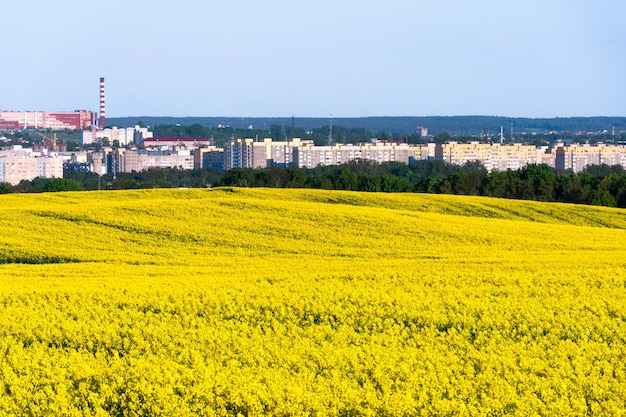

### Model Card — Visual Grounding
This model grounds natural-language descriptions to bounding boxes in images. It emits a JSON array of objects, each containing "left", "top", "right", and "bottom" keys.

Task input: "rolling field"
[{"left": 1, "top": 188, "right": 626, "bottom": 416}]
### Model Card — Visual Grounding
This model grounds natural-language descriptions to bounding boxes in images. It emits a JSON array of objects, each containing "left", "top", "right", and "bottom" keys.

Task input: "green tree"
[
  {"left": 519, "top": 164, "right": 555, "bottom": 201},
  {"left": 0, "top": 182, "right": 12, "bottom": 194},
  {"left": 336, "top": 168, "right": 359, "bottom": 191},
  {"left": 452, "top": 161, "right": 487, "bottom": 195},
  {"left": 591, "top": 190, "right": 617, "bottom": 207},
  {"left": 44, "top": 178, "right": 83, "bottom": 192},
  {"left": 358, "top": 175, "right": 381, "bottom": 192}
]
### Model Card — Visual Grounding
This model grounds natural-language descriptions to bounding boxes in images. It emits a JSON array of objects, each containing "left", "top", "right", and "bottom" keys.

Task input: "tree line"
[
  {"left": 149, "top": 123, "right": 424, "bottom": 147},
  {"left": 216, "top": 161, "right": 626, "bottom": 207},
  {"left": 2, "top": 160, "right": 626, "bottom": 208},
  {"left": 148, "top": 123, "right": 626, "bottom": 148},
  {"left": 108, "top": 116, "right": 626, "bottom": 137}
]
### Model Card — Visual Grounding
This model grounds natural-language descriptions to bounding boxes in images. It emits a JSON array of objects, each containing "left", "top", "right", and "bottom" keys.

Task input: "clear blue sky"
[{"left": 1, "top": 0, "right": 624, "bottom": 118}]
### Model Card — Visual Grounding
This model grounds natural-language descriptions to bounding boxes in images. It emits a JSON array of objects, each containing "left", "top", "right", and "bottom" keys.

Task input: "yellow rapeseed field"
[{"left": 1, "top": 188, "right": 625, "bottom": 416}]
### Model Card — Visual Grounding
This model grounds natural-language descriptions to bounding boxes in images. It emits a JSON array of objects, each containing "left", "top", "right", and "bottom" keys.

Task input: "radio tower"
[
  {"left": 327, "top": 114, "right": 333, "bottom": 146},
  {"left": 99, "top": 77, "right": 106, "bottom": 129}
]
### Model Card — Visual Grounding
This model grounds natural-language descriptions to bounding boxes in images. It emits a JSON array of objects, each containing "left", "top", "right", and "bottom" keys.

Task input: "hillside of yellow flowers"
[{"left": 1, "top": 188, "right": 625, "bottom": 416}]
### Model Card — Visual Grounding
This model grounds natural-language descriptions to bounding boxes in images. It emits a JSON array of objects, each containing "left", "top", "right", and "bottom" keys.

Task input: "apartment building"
[
  {"left": 435, "top": 142, "right": 547, "bottom": 171},
  {"left": 79, "top": 138, "right": 626, "bottom": 176},
  {"left": 224, "top": 139, "right": 258, "bottom": 170},
  {"left": 489, "top": 144, "right": 544, "bottom": 171},
  {"left": 407, "top": 143, "right": 436, "bottom": 162},
  {"left": 142, "top": 137, "right": 209, "bottom": 149},
  {"left": 91, "top": 146, "right": 207, "bottom": 175},
  {"left": 0, "top": 146, "right": 64, "bottom": 185},
  {"left": 295, "top": 142, "right": 409, "bottom": 169},
  {"left": 555, "top": 144, "right": 626, "bottom": 172},
  {"left": 117, "top": 148, "right": 194, "bottom": 173},
  {"left": 222, "top": 138, "right": 312, "bottom": 170},
  {"left": 194, "top": 147, "right": 224, "bottom": 170}
]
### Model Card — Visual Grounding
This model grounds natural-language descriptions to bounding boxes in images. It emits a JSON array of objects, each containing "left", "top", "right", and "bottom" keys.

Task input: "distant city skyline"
[{"left": 1, "top": 1, "right": 625, "bottom": 118}]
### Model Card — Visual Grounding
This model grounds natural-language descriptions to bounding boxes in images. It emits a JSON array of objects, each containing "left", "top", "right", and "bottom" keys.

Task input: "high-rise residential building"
[
  {"left": 194, "top": 147, "right": 224, "bottom": 170},
  {"left": 0, "top": 146, "right": 64, "bottom": 185},
  {"left": 435, "top": 142, "right": 547, "bottom": 171},
  {"left": 222, "top": 138, "right": 308, "bottom": 170},
  {"left": 295, "top": 142, "right": 409, "bottom": 169},
  {"left": 408, "top": 144, "right": 436, "bottom": 163},
  {"left": 220, "top": 138, "right": 258, "bottom": 170},
  {"left": 555, "top": 143, "right": 626, "bottom": 172}
]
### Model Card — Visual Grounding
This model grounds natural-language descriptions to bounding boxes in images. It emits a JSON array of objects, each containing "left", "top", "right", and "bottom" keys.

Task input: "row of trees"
[
  {"left": 0, "top": 177, "right": 84, "bottom": 194},
  {"left": 217, "top": 161, "right": 626, "bottom": 207},
  {"left": 3, "top": 161, "right": 626, "bottom": 208},
  {"left": 417, "top": 162, "right": 626, "bottom": 207}
]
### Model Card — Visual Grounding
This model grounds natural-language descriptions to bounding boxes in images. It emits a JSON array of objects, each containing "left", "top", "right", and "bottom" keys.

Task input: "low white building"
[{"left": 81, "top": 125, "right": 153, "bottom": 146}]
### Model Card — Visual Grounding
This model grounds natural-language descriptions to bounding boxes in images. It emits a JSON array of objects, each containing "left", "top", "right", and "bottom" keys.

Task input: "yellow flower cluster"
[{"left": 1, "top": 188, "right": 625, "bottom": 416}]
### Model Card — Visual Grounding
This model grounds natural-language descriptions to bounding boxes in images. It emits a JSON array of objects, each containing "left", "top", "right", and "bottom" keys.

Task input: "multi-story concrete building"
[
  {"left": 223, "top": 139, "right": 414, "bottom": 170},
  {"left": 598, "top": 144, "right": 626, "bottom": 167},
  {"left": 0, "top": 110, "right": 96, "bottom": 130},
  {"left": 489, "top": 144, "right": 545, "bottom": 171},
  {"left": 0, "top": 146, "right": 64, "bottom": 185},
  {"left": 142, "top": 137, "right": 209, "bottom": 149},
  {"left": 223, "top": 138, "right": 256, "bottom": 170},
  {"left": 408, "top": 143, "right": 436, "bottom": 163},
  {"left": 434, "top": 142, "right": 626, "bottom": 172},
  {"left": 116, "top": 148, "right": 194, "bottom": 173},
  {"left": 554, "top": 143, "right": 626, "bottom": 172},
  {"left": 435, "top": 142, "right": 547, "bottom": 171},
  {"left": 222, "top": 138, "right": 308, "bottom": 170},
  {"left": 194, "top": 147, "right": 224, "bottom": 170},
  {"left": 295, "top": 141, "right": 409, "bottom": 169}
]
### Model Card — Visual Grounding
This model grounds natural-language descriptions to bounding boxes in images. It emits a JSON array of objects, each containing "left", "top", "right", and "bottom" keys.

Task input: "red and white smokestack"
[{"left": 99, "top": 77, "right": 106, "bottom": 128}]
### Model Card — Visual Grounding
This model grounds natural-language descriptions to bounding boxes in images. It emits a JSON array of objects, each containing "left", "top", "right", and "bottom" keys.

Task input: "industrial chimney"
[{"left": 99, "top": 77, "right": 106, "bottom": 128}]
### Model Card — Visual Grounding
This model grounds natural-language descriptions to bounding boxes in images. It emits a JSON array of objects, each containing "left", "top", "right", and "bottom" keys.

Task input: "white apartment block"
[{"left": 81, "top": 126, "right": 153, "bottom": 146}]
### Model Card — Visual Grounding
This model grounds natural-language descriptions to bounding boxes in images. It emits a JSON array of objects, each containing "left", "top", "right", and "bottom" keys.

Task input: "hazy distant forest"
[{"left": 109, "top": 116, "right": 626, "bottom": 140}]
